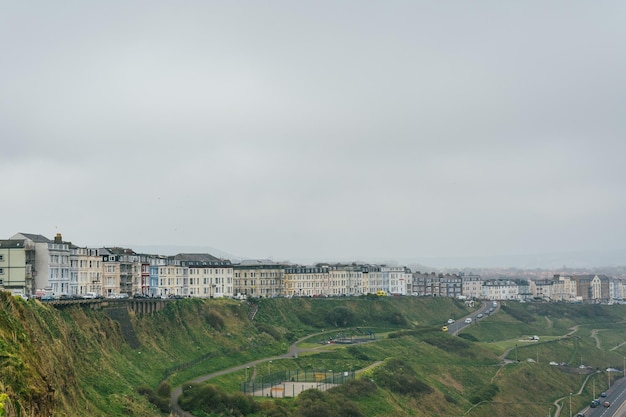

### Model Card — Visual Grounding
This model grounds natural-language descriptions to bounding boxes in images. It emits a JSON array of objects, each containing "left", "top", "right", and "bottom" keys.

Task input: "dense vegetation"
[{"left": 1, "top": 291, "right": 626, "bottom": 416}]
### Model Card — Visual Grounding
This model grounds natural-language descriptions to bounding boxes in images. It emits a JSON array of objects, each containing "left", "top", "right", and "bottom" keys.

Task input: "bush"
[
  {"left": 386, "top": 312, "right": 407, "bottom": 326},
  {"left": 423, "top": 335, "right": 473, "bottom": 356},
  {"left": 469, "top": 383, "right": 499, "bottom": 404},
  {"left": 458, "top": 333, "right": 479, "bottom": 342},
  {"left": 180, "top": 383, "right": 261, "bottom": 416},
  {"left": 332, "top": 378, "right": 377, "bottom": 399},
  {"left": 296, "top": 388, "right": 364, "bottom": 417},
  {"left": 136, "top": 385, "right": 170, "bottom": 413},
  {"left": 156, "top": 380, "right": 170, "bottom": 398},
  {"left": 372, "top": 359, "right": 432, "bottom": 396},
  {"left": 346, "top": 346, "right": 370, "bottom": 361},
  {"left": 324, "top": 307, "right": 356, "bottom": 327},
  {"left": 206, "top": 310, "right": 225, "bottom": 331},
  {"left": 444, "top": 393, "right": 457, "bottom": 404},
  {"left": 255, "top": 323, "right": 282, "bottom": 341}
]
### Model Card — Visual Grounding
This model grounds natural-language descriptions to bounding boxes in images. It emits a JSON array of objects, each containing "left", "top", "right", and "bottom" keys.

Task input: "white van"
[{"left": 464, "top": 318, "right": 472, "bottom": 324}]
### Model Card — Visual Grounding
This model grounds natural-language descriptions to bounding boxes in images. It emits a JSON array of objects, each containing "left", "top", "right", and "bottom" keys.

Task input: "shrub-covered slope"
[{"left": 1, "top": 293, "right": 624, "bottom": 417}]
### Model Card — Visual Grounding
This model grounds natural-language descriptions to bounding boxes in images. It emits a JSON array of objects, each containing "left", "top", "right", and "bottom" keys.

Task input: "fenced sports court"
[{"left": 240, "top": 369, "right": 356, "bottom": 398}]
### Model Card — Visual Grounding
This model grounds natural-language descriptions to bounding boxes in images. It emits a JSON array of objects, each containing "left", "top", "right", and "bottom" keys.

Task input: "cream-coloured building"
[
  {"left": 170, "top": 254, "right": 233, "bottom": 298},
  {"left": 11, "top": 233, "right": 71, "bottom": 296},
  {"left": 362, "top": 265, "right": 383, "bottom": 295},
  {"left": 482, "top": 279, "right": 520, "bottom": 300},
  {"left": 233, "top": 260, "right": 285, "bottom": 298},
  {"left": 551, "top": 275, "right": 578, "bottom": 302},
  {"left": 0, "top": 239, "right": 29, "bottom": 295},
  {"left": 74, "top": 247, "right": 103, "bottom": 296},
  {"left": 285, "top": 265, "right": 330, "bottom": 297},
  {"left": 157, "top": 260, "right": 183, "bottom": 297},
  {"left": 327, "top": 265, "right": 356, "bottom": 296},
  {"left": 102, "top": 252, "right": 121, "bottom": 297},
  {"left": 461, "top": 274, "right": 483, "bottom": 299}
]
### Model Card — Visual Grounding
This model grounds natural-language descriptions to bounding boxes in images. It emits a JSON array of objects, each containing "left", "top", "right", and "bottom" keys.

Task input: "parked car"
[
  {"left": 600, "top": 392, "right": 607, "bottom": 397},
  {"left": 590, "top": 399, "right": 600, "bottom": 408},
  {"left": 447, "top": 319, "right": 455, "bottom": 324},
  {"left": 464, "top": 318, "right": 472, "bottom": 324},
  {"left": 477, "top": 313, "right": 483, "bottom": 319}
]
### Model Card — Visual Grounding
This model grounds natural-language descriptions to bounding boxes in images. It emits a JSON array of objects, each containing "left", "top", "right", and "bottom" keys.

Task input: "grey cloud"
[{"left": 2, "top": 1, "right": 626, "bottom": 265}]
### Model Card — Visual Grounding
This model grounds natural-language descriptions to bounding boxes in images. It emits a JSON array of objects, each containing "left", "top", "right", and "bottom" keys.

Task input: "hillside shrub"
[
  {"left": 180, "top": 383, "right": 260, "bottom": 416},
  {"left": 136, "top": 386, "right": 169, "bottom": 413},
  {"left": 156, "top": 380, "right": 170, "bottom": 398},
  {"left": 458, "top": 333, "right": 479, "bottom": 342},
  {"left": 296, "top": 388, "right": 364, "bottom": 417},
  {"left": 295, "top": 310, "right": 325, "bottom": 328},
  {"left": 254, "top": 323, "right": 282, "bottom": 341},
  {"left": 324, "top": 307, "right": 357, "bottom": 327},
  {"left": 423, "top": 335, "right": 473, "bottom": 356},
  {"left": 331, "top": 378, "right": 377, "bottom": 399},
  {"left": 206, "top": 310, "right": 225, "bottom": 331},
  {"left": 385, "top": 312, "right": 407, "bottom": 326},
  {"left": 469, "top": 383, "right": 499, "bottom": 404},
  {"left": 444, "top": 393, "right": 457, "bottom": 404},
  {"left": 372, "top": 358, "right": 432, "bottom": 396},
  {"left": 346, "top": 346, "right": 370, "bottom": 361}
]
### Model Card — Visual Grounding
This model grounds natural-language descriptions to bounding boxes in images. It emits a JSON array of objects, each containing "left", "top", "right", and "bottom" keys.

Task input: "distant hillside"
[{"left": 114, "top": 244, "right": 239, "bottom": 259}]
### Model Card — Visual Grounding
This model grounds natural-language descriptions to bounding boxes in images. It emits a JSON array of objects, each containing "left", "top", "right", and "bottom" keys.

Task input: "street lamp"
[
  {"left": 268, "top": 360, "right": 272, "bottom": 377},
  {"left": 569, "top": 393, "right": 572, "bottom": 417}
]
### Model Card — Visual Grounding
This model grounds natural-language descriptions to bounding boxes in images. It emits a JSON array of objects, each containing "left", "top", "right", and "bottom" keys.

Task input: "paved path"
[
  {"left": 169, "top": 332, "right": 377, "bottom": 417},
  {"left": 169, "top": 304, "right": 488, "bottom": 417}
]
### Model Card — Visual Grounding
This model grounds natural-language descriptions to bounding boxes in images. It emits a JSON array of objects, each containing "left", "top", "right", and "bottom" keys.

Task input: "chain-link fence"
[{"left": 240, "top": 369, "right": 355, "bottom": 397}]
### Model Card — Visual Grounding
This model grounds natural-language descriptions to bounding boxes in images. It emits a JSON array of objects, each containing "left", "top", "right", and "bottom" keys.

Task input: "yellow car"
[{"left": 442, "top": 326, "right": 449, "bottom": 332}]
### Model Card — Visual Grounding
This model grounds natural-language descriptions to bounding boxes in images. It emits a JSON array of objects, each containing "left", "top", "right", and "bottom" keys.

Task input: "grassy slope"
[{"left": 2, "top": 293, "right": 626, "bottom": 417}]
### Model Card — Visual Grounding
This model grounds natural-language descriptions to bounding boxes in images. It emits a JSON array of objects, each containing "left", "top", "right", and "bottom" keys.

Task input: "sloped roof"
[
  {"left": 238, "top": 259, "right": 278, "bottom": 266},
  {"left": 0, "top": 239, "right": 26, "bottom": 248},
  {"left": 106, "top": 247, "right": 137, "bottom": 255},
  {"left": 173, "top": 253, "right": 221, "bottom": 262},
  {"left": 15, "top": 233, "right": 51, "bottom": 243}
]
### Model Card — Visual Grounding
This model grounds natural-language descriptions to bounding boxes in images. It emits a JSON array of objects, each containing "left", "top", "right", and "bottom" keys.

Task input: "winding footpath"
[
  {"left": 169, "top": 333, "right": 377, "bottom": 417},
  {"left": 169, "top": 305, "right": 491, "bottom": 417}
]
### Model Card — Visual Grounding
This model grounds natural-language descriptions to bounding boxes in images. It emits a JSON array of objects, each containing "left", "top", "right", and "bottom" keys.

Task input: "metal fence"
[{"left": 240, "top": 369, "right": 356, "bottom": 397}]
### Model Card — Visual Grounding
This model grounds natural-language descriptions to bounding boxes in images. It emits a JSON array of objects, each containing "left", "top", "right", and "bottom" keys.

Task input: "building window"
[
  {"left": 0, "top": 268, "right": 3, "bottom": 274},
  {"left": 0, "top": 255, "right": 3, "bottom": 261}
]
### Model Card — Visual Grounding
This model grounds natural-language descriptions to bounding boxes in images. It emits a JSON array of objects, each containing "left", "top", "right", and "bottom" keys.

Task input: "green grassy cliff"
[{"left": 1, "top": 292, "right": 624, "bottom": 417}]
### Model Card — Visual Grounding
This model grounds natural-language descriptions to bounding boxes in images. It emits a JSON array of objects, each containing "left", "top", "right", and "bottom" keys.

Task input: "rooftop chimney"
[{"left": 54, "top": 233, "right": 62, "bottom": 243}]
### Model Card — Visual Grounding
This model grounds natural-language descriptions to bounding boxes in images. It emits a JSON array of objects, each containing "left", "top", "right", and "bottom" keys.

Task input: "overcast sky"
[{"left": 2, "top": 1, "right": 625, "bottom": 266}]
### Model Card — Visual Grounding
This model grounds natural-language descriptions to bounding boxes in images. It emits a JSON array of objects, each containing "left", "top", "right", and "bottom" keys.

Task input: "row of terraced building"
[{"left": 1, "top": 232, "right": 623, "bottom": 303}]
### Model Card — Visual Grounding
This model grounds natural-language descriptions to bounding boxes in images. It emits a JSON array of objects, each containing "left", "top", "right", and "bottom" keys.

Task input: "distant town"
[{"left": 1, "top": 232, "right": 624, "bottom": 304}]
